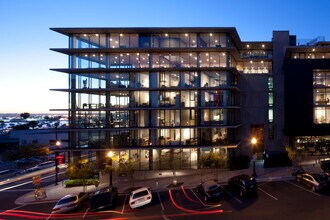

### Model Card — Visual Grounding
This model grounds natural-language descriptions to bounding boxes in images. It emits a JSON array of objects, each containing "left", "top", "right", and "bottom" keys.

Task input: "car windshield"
[
  {"left": 207, "top": 185, "right": 219, "bottom": 191},
  {"left": 243, "top": 179, "right": 256, "bottom": 187},
  {"left": 132, "top": 190, "right": 149, "bottom": 199},
  {"left": 57, "top": 196, "right": 77, "bottom": 205}
]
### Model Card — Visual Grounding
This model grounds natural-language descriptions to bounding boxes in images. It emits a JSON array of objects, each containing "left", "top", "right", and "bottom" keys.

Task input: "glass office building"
[{"left": 51, "top": 27, "right": 330, "bottom": 170}]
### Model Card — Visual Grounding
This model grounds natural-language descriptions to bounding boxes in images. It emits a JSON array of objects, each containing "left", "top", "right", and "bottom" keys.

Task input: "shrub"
[{"left": 64, "top": 179, "right": 99, "bottom": 187}]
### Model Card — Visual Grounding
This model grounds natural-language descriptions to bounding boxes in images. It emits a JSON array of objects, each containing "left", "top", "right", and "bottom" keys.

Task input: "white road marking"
[
  {"left": 0, "top": 189, "right": 36, "bottom": 192},
  {"left": 46, "top": 213, "right": 53, "bottom": 220},
  {"left": 219, "top": 186, "right": 242, "bottom": 204},
  {"left": 189, "top": 188, "right": 208, "bottom": 206},
  {"left": 284, "top": 181, "right": 321, "bottom": 197},
  {"left": 0, "top": 204, "right": 26, "bottom": 215},
  {"left": 188, "top": 188, "right": 221, "bottom": 208},
  {"left": 122, "top": 194, "right": 128, "bottom": 214},
  {"left": 0, "top": 173, "right": 59, "bottom": 192},
  {"left": 83, "top": 207, "right": 90, "bottom": 219},
  {"left": 258, "top": 187, "right": 278, "bottom": 200},
  {"left": 157, "top": 192, "right": 165, "bottom": 211}
]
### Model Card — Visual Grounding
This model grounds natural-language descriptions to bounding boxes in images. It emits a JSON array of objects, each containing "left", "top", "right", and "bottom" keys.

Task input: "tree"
[
  {"left": 201, "top": 152, "right": 226, "bottom": 168},
  {"left": 66, "top": 161, "right": 95, "bottom": 192},
  {"left": 285, "top": 145, "right": 307, "bottom": 167},
  {"left": 28, "top": 121, "right": 38, "bottom": 129},
  {"left": 20, "top": 112, "right": 30, "bottom": 119},
  {"left": 118, "top": 158, "right": 135, "bottom": 188}
]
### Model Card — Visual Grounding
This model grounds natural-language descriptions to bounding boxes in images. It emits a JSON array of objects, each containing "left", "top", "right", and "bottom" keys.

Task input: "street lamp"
[
  {"left": 251, "top": 137, "right": 257, "bottom": 178},
  {"left": 55, "top": 141, "right": 61, "bottom": 185},
  {"left": 107, "top": 151, "right": 114, "bottom": 187}
]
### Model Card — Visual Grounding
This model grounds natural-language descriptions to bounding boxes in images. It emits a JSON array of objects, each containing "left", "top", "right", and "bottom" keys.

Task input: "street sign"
[
  {"left": 32, "top": 175, "right": 41, "bottom": 186},
  {"left": 55, "top": 154, "right": 65, "bottom": 165}
]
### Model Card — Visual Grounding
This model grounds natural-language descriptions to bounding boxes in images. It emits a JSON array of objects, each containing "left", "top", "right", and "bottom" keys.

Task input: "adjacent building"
[{"left": 50, "top": 27, "right": 330, "bottom": 170}]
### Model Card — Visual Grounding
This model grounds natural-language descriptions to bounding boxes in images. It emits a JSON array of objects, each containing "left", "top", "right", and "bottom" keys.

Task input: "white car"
[
  {"left": 129, "top": 187, "right": 152, "bottom": 209},
  {"left": 52, "top": 193, "right": 87, "bottom": 214}
]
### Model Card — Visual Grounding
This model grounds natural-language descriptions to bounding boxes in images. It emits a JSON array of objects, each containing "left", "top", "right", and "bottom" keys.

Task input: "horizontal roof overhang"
[
  {"left": 54, "top": 141, "right": 240, "bottom": 152},
  {"left": 43, "top": 125, "right": 241, "bottom": 133},
  {"left": 51, "top": 27, "right": 242, "bottom": 45},
  {"left": 50, "top": 67, "right": 241, "bottom": 75},
  {"left": 284, "top": 46, "right": 330, "bottom": 58}
]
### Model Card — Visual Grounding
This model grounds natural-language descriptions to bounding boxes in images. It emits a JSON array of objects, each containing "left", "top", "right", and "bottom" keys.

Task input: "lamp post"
[
  {"left": 54, "top": 141, "right": 61, "bottom": 185},
  {"left": 107, "top": 151, "right": 113, "bottom": 187},
  {"left": 251, "top": 137, "right": 257, "bottom": 178}
]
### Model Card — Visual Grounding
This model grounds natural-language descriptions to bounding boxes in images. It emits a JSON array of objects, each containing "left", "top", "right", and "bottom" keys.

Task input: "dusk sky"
[{"left": 1, "top": 0, "right": 330, "bottom": 113}]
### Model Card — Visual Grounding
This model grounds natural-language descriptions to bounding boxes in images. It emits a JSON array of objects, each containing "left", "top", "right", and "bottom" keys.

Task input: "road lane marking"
[
  {"left": 83, "top": 207, "right": 90, "bottom": 219},
  {"left": 46, "top": 213, "right": 53, "bottom": 220},
  {"left": 181, "top": 186, "right": 198, "bottom": 203},
  {"left": 122, "top": 194, "right": 128, "bottom": 214},
  {"left": 189, "top": 188, "right": 207, "bottom": 206},
  {"left": 284, "top": 180, "right": 321, "bottom": 197},
  {"left": 0, "top": 173, "right": 60, "bottom": 192},
  {"left": 219, "top": 186, "right": 242, "bottom": 204},
  {"left": 0, "top": 189, "right": 36, "bottom": 192},
  {"left": 258, "top": 187, "right": 278, "bottom": 200},
  {"left": 157, "top": 192, "right": 165, "bottom": 211}
]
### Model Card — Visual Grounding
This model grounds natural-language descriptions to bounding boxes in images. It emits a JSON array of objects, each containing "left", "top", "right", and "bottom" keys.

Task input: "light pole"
[
  {"left": 107, "top": 151, "right": 114, "bottom": 187},
  {"left": 55, "top": 141, "right": 61, "bottom": 185},
  {"left": 251, "top": 137, "right": 257, "bottom": 178}
]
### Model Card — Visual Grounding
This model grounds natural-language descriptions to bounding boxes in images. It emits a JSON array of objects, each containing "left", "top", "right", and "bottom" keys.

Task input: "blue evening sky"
[{"left": 1, "top": 0, "right": 330, "bottom": 113}]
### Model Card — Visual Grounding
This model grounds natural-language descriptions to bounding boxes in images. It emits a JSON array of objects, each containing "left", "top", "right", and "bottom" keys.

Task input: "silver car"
[
  {"left": 52, "top": 192, "right": 88, "bottom": 214},
  {"left": 296, "top": 173, "right": 328, "bottom": 192}
]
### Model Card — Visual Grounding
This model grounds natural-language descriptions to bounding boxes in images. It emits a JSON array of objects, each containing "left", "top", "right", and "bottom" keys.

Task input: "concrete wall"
[
  {"left": 238, "top": 74, "right": 269, "bottom": 155},
  {"left": 269, "top": 31, "right": 290, "bottom": 151}
]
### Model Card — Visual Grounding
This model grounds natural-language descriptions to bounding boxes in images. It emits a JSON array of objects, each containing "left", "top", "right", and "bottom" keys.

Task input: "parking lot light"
[{"left": 251, "top": 137, "right": 257, "bottom": 178}]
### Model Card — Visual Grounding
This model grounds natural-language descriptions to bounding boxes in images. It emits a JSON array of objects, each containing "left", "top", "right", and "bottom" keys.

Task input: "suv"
[
  {"left": 296, "top": 173, "right": 328, "bottom": 192},
  {"left": 90, "top": 187, "right": 118, "bottom": 211},
  {"left": 196, "top": 180, "right": 223, "bottom": 202},
  {"left": 228, "top": 174, "right": 258, "bottom": 197}
]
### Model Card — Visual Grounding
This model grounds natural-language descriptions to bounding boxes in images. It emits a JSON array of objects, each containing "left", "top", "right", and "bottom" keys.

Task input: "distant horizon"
[{"left": 1, "top": 0, "right": 330, "bottom": 113}]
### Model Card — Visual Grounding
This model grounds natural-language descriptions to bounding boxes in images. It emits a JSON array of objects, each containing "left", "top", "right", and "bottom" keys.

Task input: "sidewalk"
[{"left": 15, "top": 160, "right": 323, "bottom": 205}]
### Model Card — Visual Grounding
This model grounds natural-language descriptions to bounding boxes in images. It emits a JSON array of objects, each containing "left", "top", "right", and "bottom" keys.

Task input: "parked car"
[
  {"left": 291, "top": 167, "right": 306, "bottom": 176},
  {"left": 22, "top": 161, "right": 55, "bottom": 173},
  {"left": 52, "top": 192, "right": 88, "bottom": 214},
  {"left": 196, "top": 180, "right": 223, "bottom": 202},
  {"left": 90, "top": 187, "right": 118, "bottom": 212},
  {"left": 129, "top": 187, "right": 152, "bottom": 209},
  {"left": 228, "top": 174, "right": 258, "bottom": 197},
  {"left": 296, "top": 173, "right": 329, "bottom": 192}
]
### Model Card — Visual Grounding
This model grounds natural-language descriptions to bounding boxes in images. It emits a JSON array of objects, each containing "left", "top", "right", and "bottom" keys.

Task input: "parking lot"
[{"left": 3, "top": 179, "right": 330, "bottom": 220}]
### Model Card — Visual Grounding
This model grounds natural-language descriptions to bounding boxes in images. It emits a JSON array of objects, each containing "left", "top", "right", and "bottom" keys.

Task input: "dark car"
[
  {"left": 296, "top": 173, "right": 328, "bottom": 192},
  {"left": 90, "top": 186, "right": 118, "bottom": 212},
  {"left": 196, "top": 180, "right": 223, "bottom": 202},
  {"left": 228, "top": 174, "right": 258, "bottom": 197}
]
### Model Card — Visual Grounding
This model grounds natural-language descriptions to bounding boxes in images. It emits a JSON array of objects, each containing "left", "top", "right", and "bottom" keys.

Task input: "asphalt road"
[{"left": 1, "top": 178, "right": 330, "bottom": 219}]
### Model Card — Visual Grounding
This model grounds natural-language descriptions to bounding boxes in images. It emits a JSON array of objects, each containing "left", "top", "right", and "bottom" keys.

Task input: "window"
[{"left": 313, "top": 70, "right": 330, "bottom": 124}]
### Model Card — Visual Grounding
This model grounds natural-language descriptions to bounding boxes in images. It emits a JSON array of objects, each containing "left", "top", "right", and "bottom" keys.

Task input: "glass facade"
[
  {"left": 52, "top": 28, "right": 276, "bottom": 170},
  {"left": 313, "top": 69, "right": 330, "bottom": 124}
]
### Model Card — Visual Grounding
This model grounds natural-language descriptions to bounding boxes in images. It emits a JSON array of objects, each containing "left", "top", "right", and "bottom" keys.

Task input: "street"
[{"left": 1, "top": 178, "right": 330, "bottom": 219}]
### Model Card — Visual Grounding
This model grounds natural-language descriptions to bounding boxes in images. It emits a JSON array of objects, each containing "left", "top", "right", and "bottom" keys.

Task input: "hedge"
[{"left": 64, "top": 179, "right": 99, "bottom": 187}]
